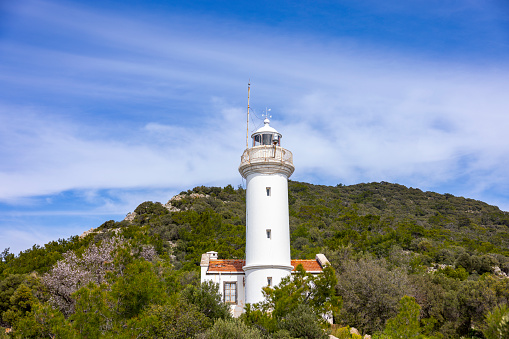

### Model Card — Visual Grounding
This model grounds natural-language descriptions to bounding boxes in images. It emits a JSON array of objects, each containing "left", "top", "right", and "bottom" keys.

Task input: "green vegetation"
[
  {"left": 242, "top": 264, "right": 339, "bottom": 337},
  {"left": 1, "top": 181, "right": 509, "bottom": 338}
]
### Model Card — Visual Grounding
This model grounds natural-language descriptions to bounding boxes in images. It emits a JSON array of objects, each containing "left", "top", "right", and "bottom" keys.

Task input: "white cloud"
[
  {"left": 0, "top": 0, "right": 508, "bottom": 216},
  {"left": 0, "top": 103, "right": 247, "bottom": 202}
]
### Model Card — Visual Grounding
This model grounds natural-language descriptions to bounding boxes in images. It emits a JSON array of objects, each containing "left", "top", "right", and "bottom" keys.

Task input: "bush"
[
  {"left": 199, "top": 318, "right": 264, "bottom": 339},
  {"left": 278, "top": 304, "right": 328, "bottom": 339},
  {"left": 135, "top": 300, "right": 211, "bottom": 339}
]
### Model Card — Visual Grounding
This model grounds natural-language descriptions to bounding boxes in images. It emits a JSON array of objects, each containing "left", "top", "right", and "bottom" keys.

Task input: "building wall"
[
  {"left": 245, "top": 172, "right": 291, "bottom": 267},
  {"left": 244, "top": 266, "right": 293, "bottom": 305},
  {"left": 201, "top": 272, "right": 246, "bottom": 318}
]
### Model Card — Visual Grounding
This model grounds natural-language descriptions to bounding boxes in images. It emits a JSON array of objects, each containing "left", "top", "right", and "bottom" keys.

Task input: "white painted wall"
[
  {"left": 243, "top": 170, "right": 293, "bottom": 305},
  {"left": 201, "top": 272, "right": 246, "bottom": 317},
  {"left": 244, "top": 172, "right": 291, "bottom": 266},
  {"left": 244, "top": 266, "right": 291, "bottom": 304}
]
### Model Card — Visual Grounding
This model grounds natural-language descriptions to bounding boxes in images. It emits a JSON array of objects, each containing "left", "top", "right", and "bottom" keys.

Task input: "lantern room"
[{"left": 251, "top": 118, "right": 282, "bottom": 147}]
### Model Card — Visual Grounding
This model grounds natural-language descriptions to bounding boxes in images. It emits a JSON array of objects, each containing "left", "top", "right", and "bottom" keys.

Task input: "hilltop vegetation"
[{"left": 1, "top": 181, "right": 509, "bottom": 338}]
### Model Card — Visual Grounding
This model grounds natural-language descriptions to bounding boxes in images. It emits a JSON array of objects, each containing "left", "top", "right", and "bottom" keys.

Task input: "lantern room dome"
[
  {"left": 251, "top": 118, "right": 282, "bottom": 147},
  {"left": 253, "top": 118, "right": 279, "bottom": 135}
]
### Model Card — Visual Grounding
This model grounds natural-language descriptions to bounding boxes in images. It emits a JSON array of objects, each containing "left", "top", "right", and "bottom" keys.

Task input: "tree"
[
  {"left": 41, "top": 237, "right": 125, "bottom": 316},
  {"left": 382, "top": 296, "right": 423, "bottom": 339},
  {"left": 263, "top": 265, "right": 339, "bottom": 322},
  {"left": 41, "top": 237, "right": 157, "bottom": 316},
  {"left": 484, "top": 304, "right": 509, "bottom": 339},
  {"left": 181, "top": 280, "right": 231, "bottom": 321},
  {"left": 2, "top": 284, "right": 36, "bottom": 327},
  {"left": 242, "top": 264, "right": 340, "bottom": 334},
  {"left": 0, "top": 274, "right": 24, "bottom": 326},
  {"left": 109, "top": 255, "right": 165, "bottom": 319},
  {"left": 70, "top": 282, "right": 113, "bottom": 337},
  {"left": 14, "top": 302, "right": 76, "bottom": 339},
  {"left": 335, "top": 257, "right": 412, "bottom": 334}
]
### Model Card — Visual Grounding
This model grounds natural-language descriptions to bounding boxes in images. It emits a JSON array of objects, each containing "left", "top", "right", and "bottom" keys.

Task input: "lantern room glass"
[{"left": 252, "top": 134, "right": 281, "bottom": 147}]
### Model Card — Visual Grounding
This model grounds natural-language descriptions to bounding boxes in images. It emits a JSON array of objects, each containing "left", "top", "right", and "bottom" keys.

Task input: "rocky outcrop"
[
  {"left": 124, "top": 211, "right": 137, "bottom": 221},
  {"left": 163, "top": 193, "right": 210, "bottom": 212},
  {"left": 79, "top": 227, "right": 97, "bottom": 238}
]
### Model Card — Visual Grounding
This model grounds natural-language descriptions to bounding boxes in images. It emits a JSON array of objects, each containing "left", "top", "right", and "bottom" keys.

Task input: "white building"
[{"left": 201, "top": 118, "right": 329, "bottom": 317}]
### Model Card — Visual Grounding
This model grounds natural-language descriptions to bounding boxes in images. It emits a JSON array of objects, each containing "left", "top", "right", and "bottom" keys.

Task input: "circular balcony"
[{"left": 239, "top": 146, "right": 294, "bottom": 178}]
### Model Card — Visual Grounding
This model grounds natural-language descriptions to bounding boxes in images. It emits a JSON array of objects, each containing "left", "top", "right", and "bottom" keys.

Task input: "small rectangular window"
[
  {"left": 267, "top": 277, "right": 272, "bottom": 286},
  {"left": 266, "top": 187, "right": 271, "bottom": 196},
  {"left": 266, "top": 229, "right": 271, "bottom": 239},
  {"left": 224, "top": 282, "right": 237, "bottom": 304}
]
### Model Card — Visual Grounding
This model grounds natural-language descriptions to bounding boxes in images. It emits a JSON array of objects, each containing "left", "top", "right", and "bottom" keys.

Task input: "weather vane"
[{"left": 262, "top": 108, "right": 272, "bottom": 120}]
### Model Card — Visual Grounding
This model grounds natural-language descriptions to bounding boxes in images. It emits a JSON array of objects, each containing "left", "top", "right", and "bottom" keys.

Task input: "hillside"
[
  {"left": 104, "top": 180, "right": 509, "bottom": 268},
  {"left": 1, "top": 181, "right": 509, "bottom": 338}
]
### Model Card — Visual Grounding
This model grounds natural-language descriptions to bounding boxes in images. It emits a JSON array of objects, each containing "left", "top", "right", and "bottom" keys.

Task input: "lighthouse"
[
  {"left": 238, "top": 117, "right": 295, "bottom": 305},
  {"left": 200, "top": 94, "right": 328, "bottom": 317}
]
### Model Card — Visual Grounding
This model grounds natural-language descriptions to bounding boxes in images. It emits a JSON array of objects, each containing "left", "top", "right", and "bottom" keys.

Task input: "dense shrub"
[{"left": 199, "top": 318, "right": 264, "bottom": 339}]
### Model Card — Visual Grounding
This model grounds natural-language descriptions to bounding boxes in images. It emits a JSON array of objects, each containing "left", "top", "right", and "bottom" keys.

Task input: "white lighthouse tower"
[{"left": 238, "top": 117, "right": 295, "bottom": 305}]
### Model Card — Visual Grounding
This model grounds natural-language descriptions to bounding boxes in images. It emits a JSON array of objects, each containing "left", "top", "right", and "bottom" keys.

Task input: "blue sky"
[{"left": 1, "top": 0, "right": 509, "bottom": 254}]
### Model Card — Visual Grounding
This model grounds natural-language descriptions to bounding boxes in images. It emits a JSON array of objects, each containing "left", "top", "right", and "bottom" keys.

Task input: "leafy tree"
[
  {"left": 483, "top": 304, "right": 509, "bottom": 339},
  {"left": 181, "top": 280, "right": 231, "bottom": 321},
  {"left": 335, "top": 257, "right": 412, "bottom": 334},
  {"left": 2, "top": 284, "right": 36, "bottom": 327},
  {"left": 242, "top": 264, "right": 339, "bottom": 334},
  {"left": 70, "top": 282, "right": 113, "bottom": 337},
  {"left": 382, "top": 296, "right": 423, "bottom": 338},
  {"left": 264, "top": 264, "right": 339, "bottom": 322},
  {"left": 109, "top": 255, "right": 165, "bottom": 319},
  {"left": 14, "top": 302, "right": 76, "bottom": 339},
  {"left": 0, "top": 274, "right": 24, "bottom": 326}
]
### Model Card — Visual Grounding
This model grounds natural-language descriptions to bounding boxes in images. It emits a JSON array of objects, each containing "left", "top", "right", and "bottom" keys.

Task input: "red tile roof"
[
  {"left": 206, "top": 259, "right": 323, "bottom": 273},
  {"left": 291, "top": 259, "right": 323, "bottom": 272},
  {"left": 208, "top": 259, "right": 245, "bottom": 272}
]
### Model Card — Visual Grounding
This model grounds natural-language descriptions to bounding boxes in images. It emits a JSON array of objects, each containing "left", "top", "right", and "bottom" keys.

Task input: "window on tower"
[
  {"left": 266, "top": 229, "right": 271, "bottom": 239},
  {"left": 253, "top": 134, "right": 261, "bottom": 146},
  {"left": 267, "top": 277, "right": 272, "bottom": 286},
  {"left": 266, "top": 187, "right": 271, "bottom": 196},
  {"left": 262, "top": 134, "right": 272, "bottom": 145},
  {"left": 224, "top": 282, "right": 237, "bottom": 304}
]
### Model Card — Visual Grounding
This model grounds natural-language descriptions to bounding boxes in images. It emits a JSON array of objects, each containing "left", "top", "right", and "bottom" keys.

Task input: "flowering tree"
[{"left": 41, "top": 237, "right": 157, "bottom": 316}]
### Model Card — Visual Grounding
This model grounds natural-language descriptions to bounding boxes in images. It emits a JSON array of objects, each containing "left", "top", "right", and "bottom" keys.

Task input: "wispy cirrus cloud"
[{"left": 1, "top": 0, "right": 509, "bottom": 253}]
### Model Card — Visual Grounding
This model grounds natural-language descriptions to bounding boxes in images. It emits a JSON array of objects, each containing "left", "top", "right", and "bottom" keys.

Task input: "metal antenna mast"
[{"left": 246, "top": 81, "right": 251, "bottom": 149}]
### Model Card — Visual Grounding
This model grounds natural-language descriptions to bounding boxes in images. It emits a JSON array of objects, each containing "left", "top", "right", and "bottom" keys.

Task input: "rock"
[
  {"left": 124, "top": 211, "right": 137, "bottom": 221},
  {"left": 163, "top": 202, "right": 181, "bottom": 212},
  {"left": 350, "top": 327, "right": 360, "bottom": 336},
  {"left": 493, "top": 266, "right": 509, "bottom": 278},
  {"left": 79, "top": 227, "right": 97, "bottom": 238}
]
